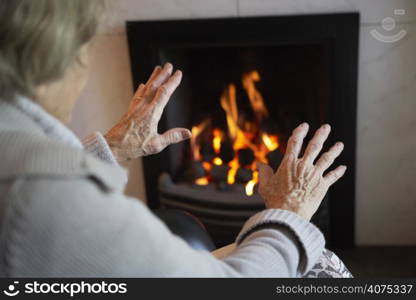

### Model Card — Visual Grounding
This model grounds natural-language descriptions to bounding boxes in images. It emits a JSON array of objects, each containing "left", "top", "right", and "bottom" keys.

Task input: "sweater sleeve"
[
  {"left": 10, "top": 176, "right": 325, "bottom": 277},
  {"left": 81, "top": 132, "right": 118, "bottom": 166}
]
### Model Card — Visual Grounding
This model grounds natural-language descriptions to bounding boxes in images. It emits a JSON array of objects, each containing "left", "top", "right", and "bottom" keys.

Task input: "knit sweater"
[{"left": 0, "top": 97, "right": 325, "bottom": 277}]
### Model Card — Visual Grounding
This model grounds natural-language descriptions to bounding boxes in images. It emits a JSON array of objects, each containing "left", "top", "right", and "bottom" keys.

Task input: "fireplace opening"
[
  {"left": 127, "top": 14, "right": 359, "bottom": 249},
  {"left": 172, "top": 45, "right": 330, "bottom": 189}
]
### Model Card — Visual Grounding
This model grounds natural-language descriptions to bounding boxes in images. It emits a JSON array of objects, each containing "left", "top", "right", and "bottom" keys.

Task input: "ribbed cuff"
[
  {"left": 236, "top": 209, "right": 325, "bottom": 273},
  {"left": 81, "top": 132, "right": 119, "bottom": 166}
]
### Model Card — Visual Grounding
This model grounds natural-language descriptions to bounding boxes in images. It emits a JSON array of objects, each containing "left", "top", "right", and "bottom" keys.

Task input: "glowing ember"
[
  {"left": 202, "top": 161, "right": 212, "bottom": 172},
  {"left": 195, "top": 177, "right": 209, "bottom": 186},
  {"left": 213, "top": 157, "right": 223, "bottom": 166}
]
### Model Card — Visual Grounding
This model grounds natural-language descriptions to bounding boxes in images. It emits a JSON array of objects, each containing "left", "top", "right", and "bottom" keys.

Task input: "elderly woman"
[{"left": 0, "top": 0, "right": 350, "bottom": 277}]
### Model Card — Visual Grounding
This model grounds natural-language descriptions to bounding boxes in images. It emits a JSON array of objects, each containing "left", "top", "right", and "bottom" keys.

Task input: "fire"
[
  {"left": 195, "top": 177, "right": 209, "bottom": 186},
  {"left": 262, "top": 133, "right": 279, "bottom": 152},
  {"left": 212, "top": 129, "right": 222, "bottom": 153},
  {"left": 242, "top": 71, "right": 269, "bottom": 120},
  {"left": 202, "top": 161, "right": 212, "bottom": 172},
  {"left": 245, "top": 171, "right": 259, "bottom": 196},
  {"left": 227, "top": 159, "right": 239, "bottom": 184},
  {"left": 191, "top": 120, "right": 209, "bottom": 161},
  {"left": 213, "top": 157, "right": 223, "bottom": 166},
  {"left": 220, "top": 84, "right": 239, "bottom": 140},
  {"left": 190, "top": 70, "right": 281, "bottom": 196}
]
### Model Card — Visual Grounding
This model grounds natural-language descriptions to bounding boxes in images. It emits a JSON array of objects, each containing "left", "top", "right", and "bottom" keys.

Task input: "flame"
[
  {"left": 242, "top": 71, "right": 269, "bottom": 120},
  {"left": 262, "top": 133, "right": 279, "bottom": 152},
  {"left": 202, "top": 161, "right": 212, "bottom": 172},
  {"left": 191, "top": 120, "right": 209, "bottom": 161},
  {"left": 220, "top": 83, "right": 239, "bottom": 140},
  {"left": 227, "top": 158, "right": 239, "bottom": 184},
  {"left": 212, "top": 129, "right": 222, "bottom": 154},
  {"left": 245, "top": 171, "right": 259, "bottom": 196},
  {"left": 195, "top": 177, "right": 209, "bottom": 186},
  {"left": 221, "top": 84, "right": 257, "bottom": 152},
  {"left": 213, "top": 157, "right": 223, "bottom": 166},
  {"left": 190, "top": 70, "right": 279, "bottom": 198}
]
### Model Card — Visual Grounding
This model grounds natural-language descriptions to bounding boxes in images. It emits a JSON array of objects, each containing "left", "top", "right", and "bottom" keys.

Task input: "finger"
[
  {"left": 314, "top": 142, "right": 344, "bottom": 174},
  {"left": 132, "top": 83, "right": 146, "bottom": 101},
  {"left": 285, "top": 123, "right": 309, "bottom": 161},
  {"left": 158, "top": 128, "right": 192, "bottom": 149},
  {"left": 145, "top": 65, "right": 162, "bottom": 85},
  {"left": 302, "top": 124, "right": 331, "bottom": 164},
  {"left": 258, "top": 162, "right": 274, "bottom": 192},
  {"left": 324, "top": 165, "right": 347, "bottom": 186},
  {"left": 143, "top": 63, "right": 173, "bottom": 101},
  {"left": 151, "top": 70, "right": 182, "bottom": 118},
  {"left": 297, "top": 124, "right": 331, "bottom": 178}
]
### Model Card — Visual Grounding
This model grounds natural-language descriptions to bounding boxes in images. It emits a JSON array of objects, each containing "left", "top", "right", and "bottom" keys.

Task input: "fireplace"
[{"left": 127, "top": 13, "right": 359, "bottom": 249}]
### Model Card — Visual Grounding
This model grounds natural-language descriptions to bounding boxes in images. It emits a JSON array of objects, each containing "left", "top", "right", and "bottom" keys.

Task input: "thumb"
[
  {"left": 257, "top": 162, "right": 273, "bottom": 192},
  {"left": 159, "top": 128, "right": 192, "bottom": 148}
]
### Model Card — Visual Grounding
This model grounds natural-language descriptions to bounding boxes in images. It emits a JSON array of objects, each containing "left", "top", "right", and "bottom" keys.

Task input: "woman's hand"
[
  {"left": 105, "top": 63, "right": 191, "bottom": 162},
  {"left": 258, "top": 123, "right": 346, "bottom": 221}
]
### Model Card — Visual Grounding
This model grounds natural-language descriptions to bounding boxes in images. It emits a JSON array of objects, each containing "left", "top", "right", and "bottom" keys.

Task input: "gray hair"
[{"left": 0, "top": 0, "right": 107, "bottom": 100}]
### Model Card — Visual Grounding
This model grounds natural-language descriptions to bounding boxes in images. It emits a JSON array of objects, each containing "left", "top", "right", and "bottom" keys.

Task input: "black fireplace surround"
[{"left": 127, "top": 13, "right": 359, "bottom": 249}]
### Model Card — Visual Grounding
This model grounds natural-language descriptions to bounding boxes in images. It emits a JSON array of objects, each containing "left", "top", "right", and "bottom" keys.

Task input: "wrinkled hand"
[
  {"left": 258, "top": 123, "right": 346, "bottom": 221},
  {"left": 105, "top": 63, "right": 191, "bottom": 162}
]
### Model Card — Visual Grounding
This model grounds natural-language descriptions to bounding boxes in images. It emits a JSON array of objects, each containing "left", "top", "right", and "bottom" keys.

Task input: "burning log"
[
  {"left": 220, "top": 141, "right": 234, "bottom": 164},
  {"left": 184, "top": 161, "right": 206, "bottom": 181},
  {"left": 211, "top": 165, "right": 229, "bottom": 182},
  {"left": 200, "top": 142, "right": 215, "bottom": 162},
  {"left": 236, "top": 168, "right": 253, "bottom": 183},
  {"left": 238, "top": 148, "right": 255, "bottom": 168},
  {"left": 266, "top": 149, "right": 284, "bottom": 170}
]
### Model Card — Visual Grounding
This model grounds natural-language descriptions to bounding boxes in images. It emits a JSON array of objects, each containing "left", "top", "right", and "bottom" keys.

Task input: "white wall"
[{"left": 69, "top": 0, "right": 416, "bottom": 245}]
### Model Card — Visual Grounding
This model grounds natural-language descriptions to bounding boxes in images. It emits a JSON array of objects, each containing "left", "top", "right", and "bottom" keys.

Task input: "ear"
[{"left": 76, "top": 43, "right": 91, "bottom": 68}]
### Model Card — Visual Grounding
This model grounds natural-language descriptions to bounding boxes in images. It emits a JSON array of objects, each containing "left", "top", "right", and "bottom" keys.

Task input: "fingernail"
[
  {"left": 322, "top": 124, "right": 330, "bottom": 130},
  {"left": 300, "top": 122, "right": 308, "bottom": 128},
  {"left": 182, "top": 129, "right": 191, "bottom": 139},
  {"left": 341, "top": 165, "right": 347, "bottom": 170},
  {"left": 336, "top": 142, "right": 344, "bottom": 147},
  {"left": 175, "top": 70, "right": 182, "bottom": 76}
]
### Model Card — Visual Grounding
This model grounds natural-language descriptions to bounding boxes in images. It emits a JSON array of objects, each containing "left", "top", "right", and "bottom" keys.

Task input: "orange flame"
[
  {"left": 191, "top": 120, "right": 209, "bottom": 161},
  {"left": 190, "top": 70, "right": 279, "bottom": 198},
  {"left": 245, "top": 171, "right": 259, "bottom": 196},
  {"left": 262, "top": 133, "right": 279, "bottom": 152},
  {"left": 212, "top": 129, "right": 222, "bottom": 154},
  {"left": 242, "top": 71, "right": 269, "bottom": 120},
  {"left": 220, "top": 84, "right": 239, "bottom": 140},
  {"left": 227, "top": 158, "right": 239, "bottom": 184},
  {"left": 202, "top": 161, "right": 212, "bottom": 172},
  {"left": 195, "top": 177, "right": 209, "bottom": 186}
]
